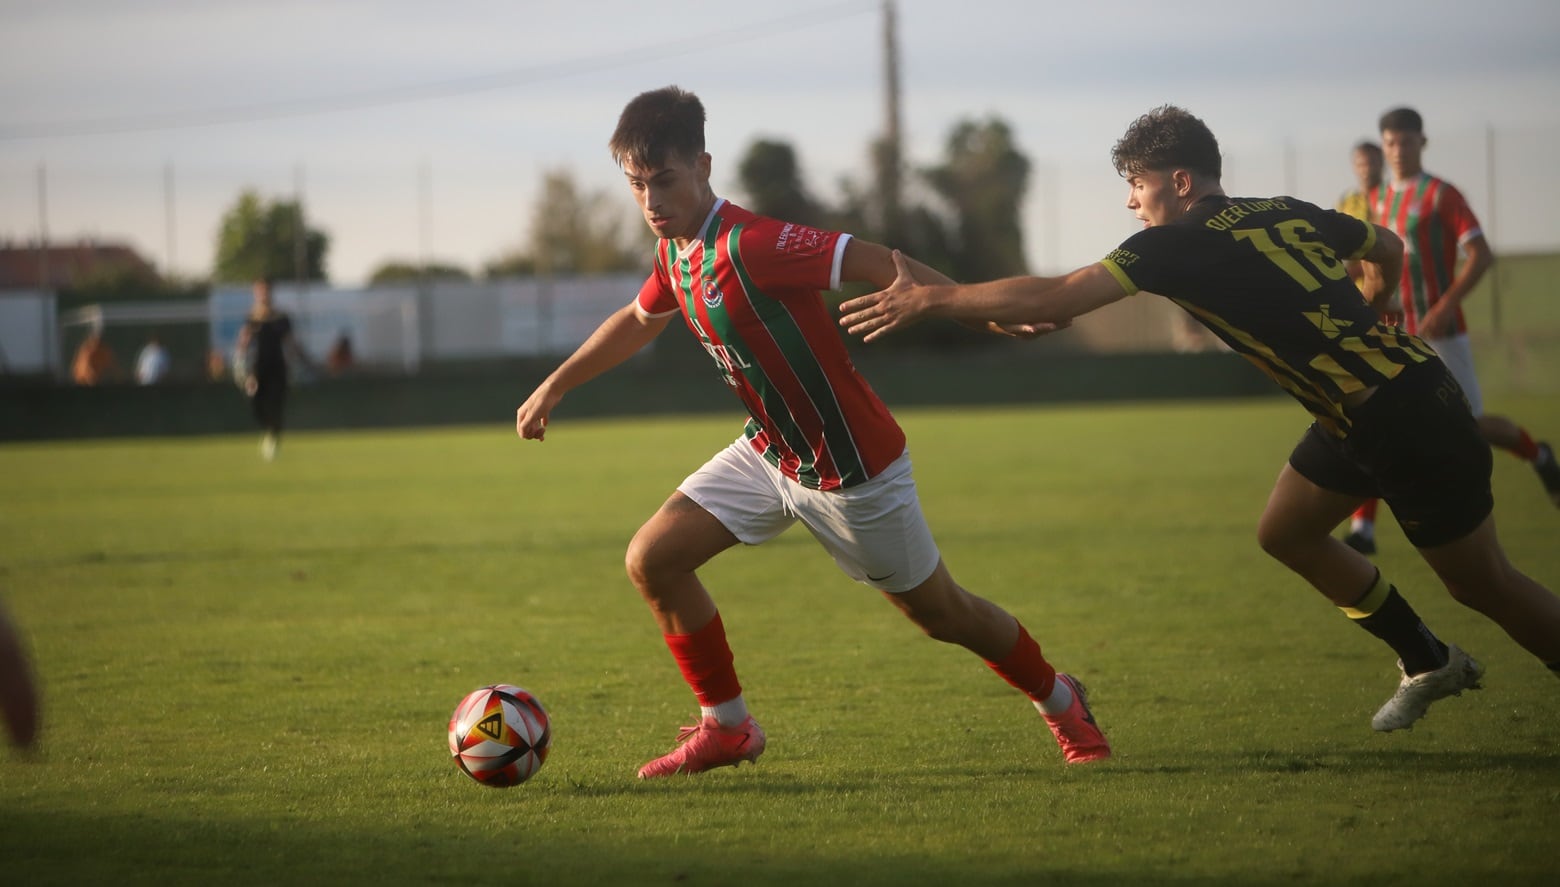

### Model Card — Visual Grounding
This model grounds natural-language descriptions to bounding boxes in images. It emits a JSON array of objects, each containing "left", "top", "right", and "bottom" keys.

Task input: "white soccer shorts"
[
  {"left": 1424, "top": 332, "right": 1484, "bottom": 416},
  {"left": 676, "top": 437, "right": 941, "bottom": 594}
]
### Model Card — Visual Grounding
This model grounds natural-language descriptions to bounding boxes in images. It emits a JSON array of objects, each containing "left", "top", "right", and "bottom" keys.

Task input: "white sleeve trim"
[
  {"left": 635, "top": 297, "right": 679, "bottom": 320},
  {"left": 1457, "top": 226, "right": 1484, "bottom": 246},
  {"left": 829, "top": 233, "right": 853, "bottom": 291}
]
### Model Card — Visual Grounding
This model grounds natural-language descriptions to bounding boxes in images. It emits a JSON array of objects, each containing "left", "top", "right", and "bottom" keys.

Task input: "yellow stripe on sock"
[{"left": 1341, "top": 571, "right": 1391, "bottom": 620}]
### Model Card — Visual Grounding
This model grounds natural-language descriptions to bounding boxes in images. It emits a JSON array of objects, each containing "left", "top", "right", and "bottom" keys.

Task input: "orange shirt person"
[{"left": 71, "top": 331, "right": 121, "bottom": 385}]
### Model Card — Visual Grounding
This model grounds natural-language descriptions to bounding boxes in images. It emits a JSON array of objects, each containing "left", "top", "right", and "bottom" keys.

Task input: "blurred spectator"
[
  {"left": 135, "top": 334, "right": 171, "bottom": 385},
  {"left": 70, "top": 329, "right": 121, "bottom": 385},
  {"left": 326, "top": 329, "right": 355, "bottom": 376},
  {"left": 206, "top": 347, "right": 228, "bottom": 383}
]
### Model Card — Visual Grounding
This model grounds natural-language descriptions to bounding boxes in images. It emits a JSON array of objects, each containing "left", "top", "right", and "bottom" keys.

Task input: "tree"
[
  {"left": 367, "top": 261, "right": 471, "bottom": 286},
  {"left": 835, "top": 119, "right": 1033, "bottom": 348},
  {"left": 487, "top": 169, "right": 644, "bottom": 279},
  {"left": 737, "top": 139, "right": 825, "bottom": 228},
  {"left": 923, "top": 117, "right": 1031, "bottom": 281},
  {"left": 213, "top": 189, "right": 329, "bottom": 283}
]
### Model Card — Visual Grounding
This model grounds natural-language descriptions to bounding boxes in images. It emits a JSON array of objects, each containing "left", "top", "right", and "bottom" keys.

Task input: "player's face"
[
  {"left": 1352, "top": 149, "right": 1382, "bottom": 191},
  {"left": 1124, "top": 170, "right": 1183, "bottom": 227},
  {"left": 622, "top": 152, "right": 714, "bottom": 245},
  {"left": 1380, "top": 129, "right": 1425, "bottom": 180}
]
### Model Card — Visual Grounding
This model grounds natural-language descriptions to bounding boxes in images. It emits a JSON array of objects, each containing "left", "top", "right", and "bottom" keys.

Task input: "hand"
[
  {"left": 838, "top": 250, "right": 927, "bottom": 343},
  {"left": 1375, "top": 307, "right": 1403, "bottom": 327},
  {"left": 243, "top": 376, "right": 258, "bottom": 397},
  {"left": 515, "top": 387, "right": 560, "bottom": 441},
  {"left": 1418, "top": 303, "right": 1455, "bottom": 339}
]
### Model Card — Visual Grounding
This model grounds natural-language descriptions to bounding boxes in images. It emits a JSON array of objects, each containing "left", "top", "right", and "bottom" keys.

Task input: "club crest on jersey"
[{"left": 702, "top": 277, "right": 724, "bottom": 309}]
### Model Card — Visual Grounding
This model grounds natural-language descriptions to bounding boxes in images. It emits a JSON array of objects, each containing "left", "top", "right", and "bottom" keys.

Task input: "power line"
[{"left": 0, "top": 1, "right": 877, "bottom": 142}]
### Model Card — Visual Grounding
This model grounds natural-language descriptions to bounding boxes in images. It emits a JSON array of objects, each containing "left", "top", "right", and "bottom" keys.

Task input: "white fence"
[
  {"left": 0, "top": 291, "right": 58, "bottom": 374},
  {"left": 13, "top": 272, "right": 644, "bottom": 379}
]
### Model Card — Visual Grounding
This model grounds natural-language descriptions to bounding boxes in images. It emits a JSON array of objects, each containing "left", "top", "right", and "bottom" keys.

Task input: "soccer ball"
[{"left": 447, "top": 684, "right": 551, "bottom": 787}]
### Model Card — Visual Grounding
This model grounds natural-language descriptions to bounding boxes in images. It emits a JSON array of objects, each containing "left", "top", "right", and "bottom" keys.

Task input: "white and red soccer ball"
[{"left": 447, "top": 684, "right": 551, "bottom": 787}]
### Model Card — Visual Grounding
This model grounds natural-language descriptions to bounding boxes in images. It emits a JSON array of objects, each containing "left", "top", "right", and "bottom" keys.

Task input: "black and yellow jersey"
[{"left": 1100, "top": 195, "right": 1438, "bottom": 438}]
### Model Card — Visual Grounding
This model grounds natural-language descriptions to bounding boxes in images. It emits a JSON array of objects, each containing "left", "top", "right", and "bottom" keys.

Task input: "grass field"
[{"left": 3, "top": 396, "right": 1559, "bottom": 886}]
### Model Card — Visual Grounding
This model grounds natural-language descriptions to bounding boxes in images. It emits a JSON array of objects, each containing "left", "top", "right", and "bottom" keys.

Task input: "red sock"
[
  {"left": 984, "top": 623, "right": 1057, "bottom": 702},
  {"left": 1515, "top": 429, "right": 1540, "bottom": 462},
  {"left": 663, "top": 612, "right": 743, "bottom": 707},
  {"left": 1353, "top": 499, "right": 1378, "bottom": 523}
]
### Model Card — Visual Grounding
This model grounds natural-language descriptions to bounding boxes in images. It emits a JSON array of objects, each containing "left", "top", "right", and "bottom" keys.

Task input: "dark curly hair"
[
  {"left": 1110, "top": 105, "right": 1222, "bottom": 180},
  {"left": 609, "top": 86, "right": 706, "bottom": 170}
]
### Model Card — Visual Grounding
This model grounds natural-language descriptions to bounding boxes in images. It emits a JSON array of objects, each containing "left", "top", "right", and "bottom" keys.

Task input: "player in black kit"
[
  {"left": 236, "top": 277, "right": 312, "bottom": 461},
  {"left": 839, "top": 105, "right": 1560, "bottom": 735}
]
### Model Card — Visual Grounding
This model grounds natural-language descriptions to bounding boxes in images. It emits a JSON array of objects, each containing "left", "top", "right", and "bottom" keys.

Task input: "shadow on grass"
[
  {"left": 10, "top": 534, "right": 616, "bottom": 572},
  {"left": 1063, "top": 747, "right": 1560, "bottom": 778},
  {"left": 0, "top": 805, "right": 1208, "bottom": 887}
]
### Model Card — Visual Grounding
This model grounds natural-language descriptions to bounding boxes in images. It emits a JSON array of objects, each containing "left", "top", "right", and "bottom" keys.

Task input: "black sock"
[{"left": 1341, "top": 571, "right": 1449, "bottom": 676}]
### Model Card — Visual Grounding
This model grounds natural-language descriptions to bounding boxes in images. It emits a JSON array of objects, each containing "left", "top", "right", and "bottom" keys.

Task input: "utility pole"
[
  {"left": 418, "top": 157, "right": 432, "bottom": 274},
  {"left": 293, "top": 163, "right": 307, "bottom": 286},
  {"left": 37, "top": 162, "right": 55, "bottom": 378},
  {"left": 1486, "top": 124, "right": 1500, "bottom": 335},
  {"left": 163, "top": 163, "right": 176, "bottom": 278},
  {"left": 878, "top": 0, "right": 904, "bottom": 246},
  {"left": 294, "top": 163, "right": 309, "bottom": 345},
  {"left": 35, "top": 163, "right": 50, "bottom": 293}
]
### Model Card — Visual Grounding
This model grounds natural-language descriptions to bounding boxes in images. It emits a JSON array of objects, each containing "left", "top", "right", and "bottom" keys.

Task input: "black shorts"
[
  {"left": 250, "top": 371, "right": 288, "bottom": 430},
  {"left": 1288, "top": 359, "right": 1492, "bottom": 548}
]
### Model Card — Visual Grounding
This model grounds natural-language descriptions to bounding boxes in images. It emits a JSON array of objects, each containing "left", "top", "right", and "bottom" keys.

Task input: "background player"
[
  {"left": 1371, "top": 107, "right": 1559, "bottom": 514},
  {"left": 1336, "top": 140, "right": 1388, "bottom": 553},
  {"left": 235, "top": 278, "right": 313, "bottom": 462},
  {"left": 1337, "top": 142, "right": 1383, "bottom": 222},
  {"left": 515, "top": 86, "right": 1108, "bottom": 778},
  {"left": 841, "top": 105, "right": 1560, "bottom": 732}
]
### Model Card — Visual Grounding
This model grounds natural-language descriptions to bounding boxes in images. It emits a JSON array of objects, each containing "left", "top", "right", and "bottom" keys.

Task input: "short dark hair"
[
  {"left": 1111, "top": 105, "right": 1222, "bottom": 180},
  {"left": 1352, "top": 140, "right": 1383, "bottom": 160},
  {"left": 1378, "top": 107, "right": 1423, "bottom": 134},
  {"left": 609, "top": 86, "right": 706, "bottom": 170}
]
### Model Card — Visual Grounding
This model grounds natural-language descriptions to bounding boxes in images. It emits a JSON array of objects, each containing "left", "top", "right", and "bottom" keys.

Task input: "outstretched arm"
[
  {"left": 839, "top": 251, "right": 1129, "bottom": 344},
  {"left": 840, "top": 239, "right": 1068, "bottom": 339},
  {"left": 516, "top": 302, "right": 671, "bottom": 440}
]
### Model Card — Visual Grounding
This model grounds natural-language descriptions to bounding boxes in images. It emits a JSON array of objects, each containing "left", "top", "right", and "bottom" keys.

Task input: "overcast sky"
[{"left": 3, "top": 0, "right": 1558, "bottom": 285}]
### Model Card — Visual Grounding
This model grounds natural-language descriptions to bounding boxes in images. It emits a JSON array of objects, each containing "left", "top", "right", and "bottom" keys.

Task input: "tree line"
[{"left": 66, "top": 114, "right": 1032, "bottom": 345}]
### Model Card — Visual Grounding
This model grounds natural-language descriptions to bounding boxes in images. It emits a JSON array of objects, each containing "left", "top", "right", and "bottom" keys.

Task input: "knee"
[
  {"left": 1255, "top": 517, "right": 1292, "bottom": 563},
  {"left": 623, "top": 524, "right": 697, "bottom": 591},
  {"left": 623, "top": 529, "right": 659, "bottom": 590}
]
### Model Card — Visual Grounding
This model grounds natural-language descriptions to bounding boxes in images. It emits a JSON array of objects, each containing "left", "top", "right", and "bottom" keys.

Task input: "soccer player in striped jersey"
[
  {"left": 841, "top": 106, "right": 1560, "bottom": 732},
  {"left": 1371, "top": 108, "right": 1559, "bottom": 512},
  {"left": 514, "top": 86, "right": 1108, "bottom": 777},
  {"left": 1337, "top": 140, "right": 1388, "bottom": 555}
]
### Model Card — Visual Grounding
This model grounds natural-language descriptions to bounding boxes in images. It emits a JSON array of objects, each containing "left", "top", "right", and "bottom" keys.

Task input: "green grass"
[{"left": 3, "top": 397, "right": 1559, "bottom": 886}]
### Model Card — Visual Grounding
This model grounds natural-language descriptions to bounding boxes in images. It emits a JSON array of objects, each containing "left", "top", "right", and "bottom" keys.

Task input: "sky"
[{"left": 3, "top": 0, "right": 1559, "bottom": 286}]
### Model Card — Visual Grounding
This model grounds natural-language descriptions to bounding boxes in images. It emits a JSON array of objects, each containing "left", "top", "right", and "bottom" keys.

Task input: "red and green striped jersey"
[
  {"left": 1367, "top": 173, "right": 1483, "bottom": 336},
  {"left": 636, "top": 200, "right": 905, "bottom": 490}
]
